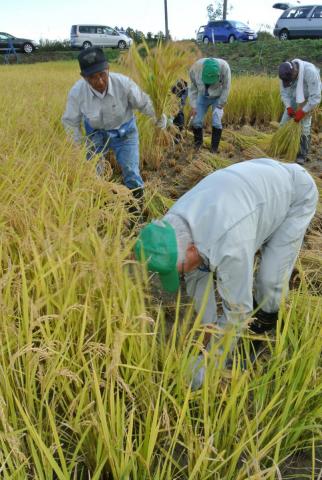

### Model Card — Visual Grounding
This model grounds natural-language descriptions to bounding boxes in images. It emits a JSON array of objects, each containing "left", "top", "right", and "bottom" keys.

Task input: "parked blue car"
[{"left": 197, "top": 20, "right": 257, "bottom": 44}]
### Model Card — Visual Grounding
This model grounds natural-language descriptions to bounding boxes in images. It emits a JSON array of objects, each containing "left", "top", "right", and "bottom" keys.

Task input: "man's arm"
[
  {"left": 62, "top": 92, "right": 83, "bottom": 144},
  {"left": 185, "top": 269, "right": 217, "bottom": 325},
  {"left": 188, "top": 67, "right": 198, "bottom": 110},
  {"left": 127, "top": 78, "right": 156, "bottom": 118},
  {"left": 280, "top": 83, "right": 292, "bottom": 109},
  {"left": 302, "top": 67, "right": 322, "bottom": 113},
  {"left": 217, "top": 62, "right": 231, "bottom": 107}
]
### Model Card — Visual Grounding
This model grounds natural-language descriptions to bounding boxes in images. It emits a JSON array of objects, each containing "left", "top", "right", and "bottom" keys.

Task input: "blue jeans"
[
  {"left": 84, "top": 117, "right": 143, "bottom": 189},
  {"left": 192, "top": 95, "right": 223, "bottom": 129}
]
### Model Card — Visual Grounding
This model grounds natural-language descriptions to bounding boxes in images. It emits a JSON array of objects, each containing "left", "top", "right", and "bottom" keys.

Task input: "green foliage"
[
  {"left": 38, "top": 38, "right": 72, "bottom": 51},
  {"left": 200, "top": 38, "right": 322, "bottom": 75}
]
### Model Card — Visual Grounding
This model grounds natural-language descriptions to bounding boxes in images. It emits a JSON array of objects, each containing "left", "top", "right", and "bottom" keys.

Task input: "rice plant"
[
  {"left": 0, "top": 52, "right": 321, "bottom": 479},
  {"left": 267, "top": 120, "right": 302, "bottom": 162}
]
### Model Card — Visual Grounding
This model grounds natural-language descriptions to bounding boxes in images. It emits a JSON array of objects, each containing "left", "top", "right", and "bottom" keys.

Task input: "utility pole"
[
  {"left": 223, "top": 0, "right": 228, "bottom": 20},
  {"left": 164, "top": 0, "right": 169, "bottom": 40}
]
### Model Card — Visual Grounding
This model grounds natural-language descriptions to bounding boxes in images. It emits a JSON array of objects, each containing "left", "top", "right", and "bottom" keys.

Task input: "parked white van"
[{"left": 70, "top": 25, "right": 132, "bottom": 49}]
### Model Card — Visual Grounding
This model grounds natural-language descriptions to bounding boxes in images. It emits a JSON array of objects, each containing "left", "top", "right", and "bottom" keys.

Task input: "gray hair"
[{"left": 163, "top": 213, "right": 193, "bottom": 264}]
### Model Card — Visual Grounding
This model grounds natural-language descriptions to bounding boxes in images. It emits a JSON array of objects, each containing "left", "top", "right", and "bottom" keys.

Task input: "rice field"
[{"left": 0, "top": 42, "right": 321, "bottom": 479}]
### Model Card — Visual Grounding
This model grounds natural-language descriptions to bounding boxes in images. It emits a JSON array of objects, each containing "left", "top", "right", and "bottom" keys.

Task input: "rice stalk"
[{"left": 267, "top": 120, "right": 302, "bottom": 162}]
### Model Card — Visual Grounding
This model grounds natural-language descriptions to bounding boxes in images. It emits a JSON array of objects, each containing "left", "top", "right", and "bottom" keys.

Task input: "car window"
[
  {"left": 71, "top": 25, "right": 77, "bottom": 35},
  {"left": 103, "top": 27, "right": 115, "bottom": 35},
  {"left": 282, "top": 6, "right": 313, "bottom": 19},
  {"left": 229, "top": 21, "right": 248, "bottom": 28},
  {"left": 312, "top": 6, "right": 322, "bottom": 18},
  {"left": 79, "top": 26, "right": 97, "bottom": 34},
  {"left": 0, "top": 34, "right": 9, "bottom": 40},
  {"left": 214, "top": 21, "right": 224, "bottom": 28},
  {"left": 198, "top": 26, "right": 205, "bottom": 33}
]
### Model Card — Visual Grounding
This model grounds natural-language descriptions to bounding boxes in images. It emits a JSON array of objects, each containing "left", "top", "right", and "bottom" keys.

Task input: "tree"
[
  {"left": 207, "top": 1, "right": 223, "bottom": 21},
  {"left": 207, "top": 1, "right": 233, "bottom": 21}
]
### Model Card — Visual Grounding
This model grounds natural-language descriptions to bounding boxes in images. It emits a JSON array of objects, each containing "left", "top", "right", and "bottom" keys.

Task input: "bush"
[
  {"left": 256, "top": 31, "right": 275, "bottom": 42},
  {"left": 38, "top": 38, "right": 72, "bottom": 51}
]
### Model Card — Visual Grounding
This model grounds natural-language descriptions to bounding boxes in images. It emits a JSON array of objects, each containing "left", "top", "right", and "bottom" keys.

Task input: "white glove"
[
  {"left": 155, "top": 113, "right": 167, "bottom": 130},
  {"left": 213, "top": 107, "right": 224, "bottom": 124}
]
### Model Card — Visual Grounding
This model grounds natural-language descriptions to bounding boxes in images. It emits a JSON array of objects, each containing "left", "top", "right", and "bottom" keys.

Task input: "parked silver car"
[
  {"left": 273, "top": 4, "right": 322, "bottom": 40},
  {"left": 70, "top": 25, "right": 132, "bottom": 49}
]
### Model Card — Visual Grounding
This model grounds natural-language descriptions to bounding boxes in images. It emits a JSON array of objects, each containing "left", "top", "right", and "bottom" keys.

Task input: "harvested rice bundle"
[
  {"left": 224, "top": 130, "right": 259, "bottom": 150},
  {"left": 267, "top": 120, "right": 302, "bottom": 162},
  {"left": 173, "top": 153, "right": 231, "bottom": 196},
  {"left": 239, "top": 125, "right": 268, "bottom": 138},
  {"left": 173, "top": 158, "right": 214, "bottom": 196},
  {"left": 269, "top": 121, "right": 280, "bottom": 130},
  {"left": 243, "top": 145, "right": 268, "bottom": 160},
  {"left": 144, "top": 183, "right": 174, "bottom": 218}
]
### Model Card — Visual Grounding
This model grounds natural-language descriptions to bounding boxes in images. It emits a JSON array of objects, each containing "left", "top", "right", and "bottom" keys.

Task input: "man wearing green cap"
[
  {"left": 135, "top": 158, "right": 318, "bottom": 388},
  {"left": 188, "top": 57, "right": 231, "bottom": 152}
]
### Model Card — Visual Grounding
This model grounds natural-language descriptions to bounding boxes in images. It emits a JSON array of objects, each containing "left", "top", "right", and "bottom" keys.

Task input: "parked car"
[
  {"left": 70, "top": 25, "right": 133, "bottom": 49},
  {"left": 273, "top": 4, "right": 322, "bottom": 40},
  {"left": 196, "top": 20, "right": 257, "bottom": 44},
  {"left": 0, "top": 32, "right": 38, "bottom": 54}
]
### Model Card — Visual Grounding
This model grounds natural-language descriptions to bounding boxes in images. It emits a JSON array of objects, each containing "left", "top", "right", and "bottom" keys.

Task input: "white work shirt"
[
  {"left": 165, "top": 158, "right": 317, "bottom": 327},
  {"left": 188, "top": 57, "right": 231, "bottom": 109},
  {"left": 62, "top": 72, "right": 155, "bottom": 143},
  {"left": 280, "top": 60, "right": 321, "bottom": 113}
]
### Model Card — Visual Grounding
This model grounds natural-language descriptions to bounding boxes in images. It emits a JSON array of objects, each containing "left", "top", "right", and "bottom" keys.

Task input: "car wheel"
[
  {"left": 82, "top": 41, "right": 92, "bottom": 49},
  {"left": 279, "top": 30, "right": 289, "bottom": 40},
  {"left": 228, "top": 35, "right": 235, "bottom": 43},
  {"left": 118, "top": 40, "right": 127, "bottom": 49},
  {"left": 23, "top": 43, "right": 34, "bottom": 54},
  {"left": 203, "top": 36, "right": 210, "bottom": 44}
]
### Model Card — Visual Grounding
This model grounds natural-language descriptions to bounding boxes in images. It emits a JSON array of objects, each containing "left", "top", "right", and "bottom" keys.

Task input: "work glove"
[
  {"left": 294, "top": 109, "right": 305, "bottom": 123},
  {"left": 287, "top": 106, "right": 295, "bottom": 117},
  {"left": 155, "top": 113, "right": 167, "bottom": 130}
]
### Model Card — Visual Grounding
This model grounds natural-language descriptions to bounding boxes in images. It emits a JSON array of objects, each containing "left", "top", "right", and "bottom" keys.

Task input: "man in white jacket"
[
  {"left": 135, "top": 159, "right": 318, "bottom": 386},
  {"left": 189, "top": 57, "right": 231, "bottom": 153},
  {"left": 279, "top": 59, "right": 321, "bottom": 165},
  {"left": 62, "top": 47, "right": 166, "bottom": 208}
]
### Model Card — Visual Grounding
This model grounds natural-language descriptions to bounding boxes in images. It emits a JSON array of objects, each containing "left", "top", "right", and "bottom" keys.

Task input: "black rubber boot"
[
  {"left": 237, "top": 302, "right": 278, "bottom": 365},
  {"left": 127, "top": 188, "right": 145, "bottom": 227},
  {"left": 249, "top": 308, "right": 278, "bottom": 335},
  {"left": 173, "top": 111, "right": 185, "bottom": 144},
  {"left": 296, "top": 134, "right": 311, "bottom": 165},
  {"left": 211, "top": 127, "right": 222, "bottom": 153},
  {"left": 192, "top": 127, "right": 203, "bottom": 150}
]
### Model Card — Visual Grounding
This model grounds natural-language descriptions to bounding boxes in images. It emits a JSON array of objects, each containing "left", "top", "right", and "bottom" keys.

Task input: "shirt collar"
[
  {"left": 88, "top": 83, "right": 107, "bottom": 99},
  {"left": 106, "top": 74, "right": 114, "bottom": 97}
]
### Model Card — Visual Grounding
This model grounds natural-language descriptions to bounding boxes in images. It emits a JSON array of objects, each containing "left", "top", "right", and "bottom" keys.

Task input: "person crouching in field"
[
  {"left": 62, "top": 47, "right": 166, "bottom": 210},
  {"left": 189, "top": 57, "right": 231, "bottom": 153},
  {"left": 135, "top": 158, "right": 318, "bottom": 389},
  {"left": 278, "top": 59, "right": 321, "bottom": 165}
]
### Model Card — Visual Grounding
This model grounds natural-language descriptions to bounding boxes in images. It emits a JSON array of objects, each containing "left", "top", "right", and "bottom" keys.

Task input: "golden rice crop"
[
  {"left": 0, "top": 51, "right": 321, "bottom": 479},
  {"left": 267, "top": 120, "right": 302, "bottom": 161}
]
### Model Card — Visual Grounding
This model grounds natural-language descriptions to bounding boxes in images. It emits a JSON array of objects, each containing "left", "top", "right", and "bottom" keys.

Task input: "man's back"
[{"left": 168, "top": 159, "right": 298, "bottom": 257}]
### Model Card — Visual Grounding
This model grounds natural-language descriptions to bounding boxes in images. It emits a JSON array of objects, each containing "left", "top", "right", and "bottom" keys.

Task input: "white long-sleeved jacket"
[
  {"left": 165, "top": 158, "right": 317, "bottom": 327},
  {"left": 280, "top": 60, "right": 321, "bottom": 113},
  {"left": 62, "top": 73, "right": 155, "bottom": 143},
  {"left": 188, "top": 58, "right": 231, "bottom": 109}
]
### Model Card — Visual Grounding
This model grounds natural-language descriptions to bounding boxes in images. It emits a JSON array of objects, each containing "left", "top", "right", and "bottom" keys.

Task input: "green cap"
[
  {"left": 202, "top": 58, "right": 220, "bottom": 85},
  {"left": 134, "top": 220, "right": 179, "bottom": 293}
]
